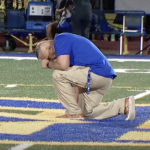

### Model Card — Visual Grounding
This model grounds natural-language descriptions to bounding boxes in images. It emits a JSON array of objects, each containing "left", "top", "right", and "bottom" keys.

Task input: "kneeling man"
[{"left": 35, "top": 33, "right": 135, "bottom": 120}]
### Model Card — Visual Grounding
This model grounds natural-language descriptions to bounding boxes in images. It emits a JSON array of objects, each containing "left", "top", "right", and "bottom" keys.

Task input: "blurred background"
[{"left": 0, "top": 0, "right": 149, "bottom": 55}]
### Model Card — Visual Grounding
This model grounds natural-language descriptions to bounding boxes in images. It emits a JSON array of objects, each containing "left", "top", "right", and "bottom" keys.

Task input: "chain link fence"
[{"left": 115, "top": 0, "right": 150, "bottom": 14}]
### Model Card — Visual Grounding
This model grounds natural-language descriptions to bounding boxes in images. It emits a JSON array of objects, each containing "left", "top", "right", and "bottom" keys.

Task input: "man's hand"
[
  {"left": 55, "top": 7, "right": 65, "bottom": 15},
  {"left": 42, "top": 59, "right": 49, "bottom": 69},
  {"left": 48, "top": 55, "right": 70, "bottom": 70},
  {"left": 41, "top": 55, "right": 69, "bottom": 70}
]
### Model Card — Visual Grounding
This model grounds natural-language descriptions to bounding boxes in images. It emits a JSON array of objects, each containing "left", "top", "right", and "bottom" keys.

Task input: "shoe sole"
[{"left": 125, "top": 95, "right": 135, "bottom": 121}]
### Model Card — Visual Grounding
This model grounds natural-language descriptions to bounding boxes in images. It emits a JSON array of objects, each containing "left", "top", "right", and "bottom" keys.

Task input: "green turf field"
[
  {"left": 0, "top": 59, "right": 150, "bottom": 103},
  {"left": 0, "top": 58, "right": 150, "bottom": 150}
]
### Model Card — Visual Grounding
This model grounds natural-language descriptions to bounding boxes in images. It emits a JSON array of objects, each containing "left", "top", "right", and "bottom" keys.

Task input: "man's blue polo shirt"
[{"left": 54, "top": 33, "right": 117, "bottom": 79}]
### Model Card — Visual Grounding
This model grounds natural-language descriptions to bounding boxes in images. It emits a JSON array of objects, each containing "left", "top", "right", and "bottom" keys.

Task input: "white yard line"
[
  {"left": 5, "top": 85, "right": 17, "bottom": 88},
  {"left": 0, "top": 57, "right": 37, "bottom": 60},
  {"left": 108, "top": 59, "right": 150, "bottom": 62},
  {"left": 127, "top": 89, "right": 143, "bottom": 92},
  {"left": 134, "top": 89, "right": 150, "bottom": 100},
  {"left": 114, "top": 69, "right": 150, "bottom": 74},
  {"left": 8, "top": 143, "right": 33, "bottom": 150}
]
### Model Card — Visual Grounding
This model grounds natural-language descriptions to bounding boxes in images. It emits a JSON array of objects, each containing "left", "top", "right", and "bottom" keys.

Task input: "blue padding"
[{"left": 5, "top": 9, "right": 26, "bottom": 29}]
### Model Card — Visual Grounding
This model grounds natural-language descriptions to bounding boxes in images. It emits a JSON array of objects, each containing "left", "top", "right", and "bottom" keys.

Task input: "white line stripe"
[
  {"left": 114, "top": 69, "right": 150, "bottom": 74},
  {"left": 116, "top": 72, "right": 150, "bottom": 74},
  {"left": 8, "top": 143, "right": 33, "bottom": 150},
  {"left": 134, "top": 90, "right": 150, "bottom": 100},
  {"left": 0, "top": 57, "right": 37, "bottom": 60},
  {"left": 0, "top": 56, "right": 150, "bottom": 62},
  {"left": 5, "top": 85, "right": 17, "bottom": 88},
  {"left": 108, "top": 59, "right": 150, "bottom": 62},
  {"left": 127, "top": 89, "right": 143, "bottom": 92}
]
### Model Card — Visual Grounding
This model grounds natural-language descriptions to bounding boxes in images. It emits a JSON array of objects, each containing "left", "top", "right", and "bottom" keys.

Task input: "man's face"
[{"left": 39, "top": 41, "right": 56, "bottom": 61}]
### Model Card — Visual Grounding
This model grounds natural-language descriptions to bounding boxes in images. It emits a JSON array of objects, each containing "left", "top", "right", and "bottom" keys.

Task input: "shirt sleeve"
[
  {"left": 56, "top": 0, "right": 66, "bottom": 9},
  {"left": 54, "top": 34, "right": 71, "bottom": 58}
]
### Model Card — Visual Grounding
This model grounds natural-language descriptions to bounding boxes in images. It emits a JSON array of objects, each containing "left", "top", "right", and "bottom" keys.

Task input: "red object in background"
[{"left": 147, "top": 48, "right": 150, "bottom": 55}]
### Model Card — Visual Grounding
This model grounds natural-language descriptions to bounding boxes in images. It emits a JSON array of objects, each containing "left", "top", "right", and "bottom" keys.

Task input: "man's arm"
[
  {"left": 55, "top": 7, "right": 65, "bottom": 15},
  {"left": 55, "top": 0, "right": 66, "bottom": 15},
  {"left": 48, "top": 55, "right": 70, "bottom": 70}
]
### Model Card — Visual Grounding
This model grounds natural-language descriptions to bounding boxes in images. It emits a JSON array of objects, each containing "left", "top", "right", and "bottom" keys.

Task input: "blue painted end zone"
[
  {"left": 0, "top": 116, "right": 43, "bottom": 122},
  {"left": 0, "top": 107, "right": 149, "bottom": 143},
  {"left": 0, "top": 100, "right": 65, "bottom": 109}
]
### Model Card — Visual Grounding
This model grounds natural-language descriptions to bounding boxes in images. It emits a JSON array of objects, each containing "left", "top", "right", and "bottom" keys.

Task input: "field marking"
[
  {"left": 0, "top": 57, "right": 37, "bottom": 60},
  {"left": 108, "top": 59, "right": 150, "bottom": 62},
  {"left": 0, "top": 103, "right": 150, "bottom": 112},
  {"left": 135, "top": 104, "right": 150, "bottom": 106},
  {"left": 0, "top": 111, "right": 68, "bottom": 121},
  {"left": 1, "top": 56, "right": 150, "bottom": 62},
  {"left": 114, "top": 69, "right": 150, "bottom": 74},
  {"left": 134, "top": 89, "right": 150, "bottom": 100},
  {"left": 0, "top": 106, "right": 57, "bottom": 111},
  {"left": 1, "top": 140, "right": 150, "bottom": 146},
  {"left": 117, "top": 131, "right": 150, "bottom": 141},
  {"left": 112, "top": 86, "right": 150, "bottom": 89},
  {"left": 5, "top": 85, "right": 17, "bottom": 88},
  {"left": 8, "top": 143, "right": 33, "bottom": 150},
  {"left": 0, "top": 84, "right": 53, "bottom": 87},
  {"left": 0, "top": 97, "right": 59, "bottom": 103},
  {"left": 127, "top": 89, "right": 143, "bottom": 92}
]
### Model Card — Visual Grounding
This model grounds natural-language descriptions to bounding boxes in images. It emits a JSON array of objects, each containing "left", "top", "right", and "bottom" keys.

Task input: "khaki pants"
[{"left": 52, "top": 66, "right": 125, "bottom": 120}]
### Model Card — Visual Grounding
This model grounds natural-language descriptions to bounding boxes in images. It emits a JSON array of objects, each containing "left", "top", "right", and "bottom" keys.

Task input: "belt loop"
[{"left": 87, "top": 68, "right": 91, "bottom": 94}]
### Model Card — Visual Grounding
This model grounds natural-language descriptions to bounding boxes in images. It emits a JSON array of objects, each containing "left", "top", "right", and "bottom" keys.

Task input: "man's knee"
[{"left": 52, "top": 70, "right": 60, "bottom": 80}]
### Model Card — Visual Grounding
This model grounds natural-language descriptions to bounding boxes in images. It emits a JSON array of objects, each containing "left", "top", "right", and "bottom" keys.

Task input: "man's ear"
[{"left": 46, "top": 46, "right": 51, "bottom": 50}]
